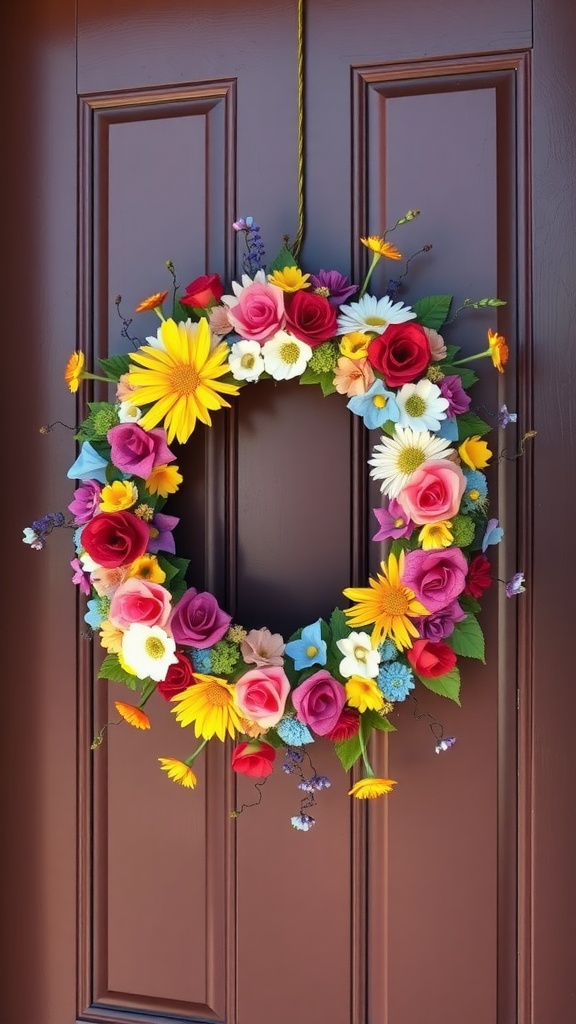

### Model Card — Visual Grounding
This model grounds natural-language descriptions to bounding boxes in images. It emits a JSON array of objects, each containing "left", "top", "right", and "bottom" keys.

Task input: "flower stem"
[
  {"left": 186, "top": 739, "right": 208, "bottom": 766},
  {"left": 359, "top": 253, "right": 380, "bottom": 298},
  {"left": 451, "top": 349, "right": 490, "bottom": 367},
  {"left": 83, "top": 372, "right": 116, "bottom": 384},
  {"left": 358, "top": 719, "right": 375, "bottom": 777}
]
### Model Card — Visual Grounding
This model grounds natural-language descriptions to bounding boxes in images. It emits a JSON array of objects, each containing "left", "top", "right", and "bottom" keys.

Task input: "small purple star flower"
[
  {"left": 435, "top": 736, "right": 457, "bottom": 754},
  {"left": 309, "top": 269, "right": 358, "bottom": 306},
  {"left": 498, "top": 404, "right": 518, "bottom": 428},
  {"left": 505, "top": 572, "right": 525, "bottom": 598},
  {"left": 291, "top": 813, "right": 316, "bottom": 831}
]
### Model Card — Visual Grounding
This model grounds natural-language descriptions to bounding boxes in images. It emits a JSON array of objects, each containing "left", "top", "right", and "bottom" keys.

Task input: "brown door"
[{"left": 2, "top": 1, "right": 575, "bottom": 1022}]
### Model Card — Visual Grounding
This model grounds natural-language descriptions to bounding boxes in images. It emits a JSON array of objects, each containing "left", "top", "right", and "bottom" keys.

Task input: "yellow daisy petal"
[
  {"left": 348, "top": 778, "right": 397, "bottom": 799},
  {"left": 115, "top": 701, "right": 151, "bottom": 730},
  {"left": 158, "top": 757, "right": 197, "bottom": 788}
]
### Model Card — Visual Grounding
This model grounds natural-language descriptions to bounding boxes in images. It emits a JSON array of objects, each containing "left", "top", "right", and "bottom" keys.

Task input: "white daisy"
[
  {"left": 336, "top": 294, "right": 416, "bottom": 336},
  {"left": 369, "top": 425, "right": 454, "bottom": 498},
  {"left": 228, "top": 339, "right": 265, "bottom": 382},
  {"left": 336, "top": 632, "right": 381, "bottom": 679},
  {"left": 262, "top": 331, "right": 312, "bottom": 380},
  {"left": 396, "top": 379, "right": 449, "bottom": 432},
  {"left": 121, "top": 623, "right": 178, "bottom": 682}
]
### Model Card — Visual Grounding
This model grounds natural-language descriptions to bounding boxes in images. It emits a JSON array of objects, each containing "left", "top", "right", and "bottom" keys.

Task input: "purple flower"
[
  {"left": 291, "top": 813, "right": 316, "bottom": 831},
  {"left": 402, "top": 547, "right": 468, "bottom": 613},
  {"left": 505, "top": 572, "right": 525, "bottom": 598},
  {"left": 498, "top": 404, "right": 518, "bottom": 427},
  {"left": 309, "top": 269, "right": 358, "bottom": 306},
  {"left": 70, "top": 557, "right": 91, "bottom": 595},
  {"left": 107, "top": 423, "right": 175, "bottom": 478},
  {"left": 372, "top": 499, "right": 415, "bottom": 541},
  {"left": 435, "top": 736, "right": 457, "bottom": 754},
  {"left": 438, "top": 374, "right": 471, "bottom": 417},
  {"left": 170, "top": 587, "right": 231, "bottom": 648},
  {"left": 413, "top": 601, "right": 466, "bottom": 641},
  {"left": 68, "top": 479, "right": 103, "bottom": 525},
  {"left": 147, "top": 512, "right": 179, "bottom": 554}
]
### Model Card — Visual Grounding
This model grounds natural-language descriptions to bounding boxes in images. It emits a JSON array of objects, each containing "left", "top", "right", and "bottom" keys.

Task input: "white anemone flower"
[
  {"left": 262, "top": 331, "right": 312, "bottom": 380},
  {"left": 80, "top": 550, "right": 102, "bottom": 573},
  {"left": 228, "top": 339, "right": 265, "bottom": 382},
  {"left": 118, "top": 400, "right": 142, "bottom": 423},
  {"left": 396, "top": 379, "right": 449, "bottom": 432},
  {"left": 336, "top": 632, "right": 381, "bottom": 679},
  {"left": 369, "top": 425, "right": 454, "bottom": 498},
  {"left": 121, "top": 623, "right": 177, "bottom": 681},
  {"left": 336, "top": 294, "right": 416, "bottom": 336}
]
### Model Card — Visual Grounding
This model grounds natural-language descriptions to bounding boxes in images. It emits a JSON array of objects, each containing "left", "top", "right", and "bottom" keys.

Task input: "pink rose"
[
  {"left": 397, "top": 459, "right": 466, "bottom": 525},
  {"left": 234, "top": 666, "right": 290, "bottom": 728},
  {"left": 402, "top": 547, "right": 468, "bottom": 613},
  {"left": 109, "top": 578, "right": 172, "bottom": 630},
  {"left": 107, "top": 423, "right": 175, "bottom": 479},
  {"left": 291, "top": 670, "right": 346, "bottom": 736},
  {"left": 225, "top": 282, "right": 285, "bottom": 343},
  {"left": 170, "top": 588, "right": 231, "bottom": 648}
]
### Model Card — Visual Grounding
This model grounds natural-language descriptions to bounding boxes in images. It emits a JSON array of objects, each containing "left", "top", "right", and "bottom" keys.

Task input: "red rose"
[
  {"left": 325, "top": 707, "right": 360, "bottom": 741},
  {"left": 231, "top": 741, "right": 276, "bottom": 778},
  {"left": 180, "top": 273, "right": 224, "bottom": 309},
  {"left": 367, "top": 322, "right": 431, "bottom": 386},
  {"left": 157, "top": 651, "right": 196, "bottom": 701},
  {"left": 464, "top": 554, "right": 493, "bottom": 598},
  {"left": 81, "top": 510, "right": 150, "bottom": 568},
  {"left": 407, "top": 639, "right": 457, "bottom": 677},
  {"left": 285, "top": 290, "right": 338, "bottom": 347}
]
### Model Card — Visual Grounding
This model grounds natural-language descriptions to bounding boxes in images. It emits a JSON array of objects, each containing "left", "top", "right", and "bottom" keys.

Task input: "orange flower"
[
  {"left": 64, "top": 351, "right": 85, "bottom": 392},
  {"left": 333, "top": 356, "right": 375, "bottom": 397},
  {"left": 115, "top": 701, "right": 151, "bottom": 729},
  {"left": 135, "top": 291, "right": 168, "bottom": 313},
  {"left": 487, "top": 329, "right": 509, "bottom": 372},
  {"left": 360, "top": 236, "right": 402, "bottom": 261},
  {"left": 349, "top": 778, "right": 397, "bottom": 799}
]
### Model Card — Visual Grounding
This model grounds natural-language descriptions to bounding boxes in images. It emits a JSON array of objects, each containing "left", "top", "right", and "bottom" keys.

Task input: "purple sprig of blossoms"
[{"left": 233, "top": 216, "right": 266, "bottom": 274}]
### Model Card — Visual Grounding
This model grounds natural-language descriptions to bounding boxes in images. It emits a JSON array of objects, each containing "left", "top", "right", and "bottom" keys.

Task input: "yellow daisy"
[
  {"left": 348, "top": 778, "right": 397, "bottom": 799},
  {"left": 343, "top": 550, "right": 429, "bottom": 648},
  {"left": 418, "top": 520, "right": 453, "bottom": 550},
  {"left": 360, "top": 236, "right": 402, "bottom": 260},
  {"left": 158, "top": 757, "right": 197, "bottom": 789},
  {"left": 100, "top": 480, "right": 139, "bottom": 512},
  {"left": 267, "top": 266, "right": 311, "bottom": 291},
  {"left": 126, "top": 554, "right": 166, "bottom": 584},
  {"left": 114, "top": 701, "right": 151, "bottom": 730},
  {"left": 127, "top": 317, "right": 239, "bottom": 443},
  {"left": 64, "top": 351, "right": 85, "bottom": 392},
  {"left": 145, "top": 463, "right": 183, "bottom": 498},
  {"left": 345, "top": 676, "right": 385, "bottom": 713},
  {"left": 171, "top": 674, "right": 245, "bottom": 741},
  {"left": 487, "top": 328, "right": 509, "bottom": 372},
  {"left": 458, "top": 435, "right": 492, "bottom": 470}
]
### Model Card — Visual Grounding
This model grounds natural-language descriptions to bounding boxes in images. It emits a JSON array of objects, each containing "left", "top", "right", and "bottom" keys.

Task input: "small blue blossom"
[
  {"left": 461, "top": 470, "right": 488, "bottom": 514},
  {"left": 285, "top": 619, "right": 327, "bottom": 670},
  {"left": 190, "top": 648, "right": 213, "bottom": 672},
  {"left": 435, "top": 736, "right": 457, "bottom": 754},
  {"left": 482, "top": 518, "right": 504, "bottom": 553},
  {"left": 437, "top": 416, "right": 459, "bottom": 441},
  {"left": 347, "top": 380, "right": 400, "bottom": 430},
  {"left": 67, "top": 442, "right": 109, "bottom": 484},
  {"left": 378, "top": 639, "right": 398, "bottom": 663},
  {"left": 291, "top": 813, "right": 316, "bottom": 832},
  {"left": 84, "top": 598, "right": 105, "bottom": 630},
  {"left": 505, "top": 572, "right": 525, "bottom": 598},
  {"left": 298, "top": 774, "right": 331, "bottom": 792},
  {"left": 277, "top": 717, "right": 314, "bottom": 747},
  {"left": 377, "top": 661, "right": 415, "bottom": 702}
]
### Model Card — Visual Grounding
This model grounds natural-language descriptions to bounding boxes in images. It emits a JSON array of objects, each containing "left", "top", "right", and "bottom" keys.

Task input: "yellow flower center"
[
  {"left": 145, "top": 636, "right": 166, "bottom": 659},
  {"left": 241, "top": 353, "right": 256, "bottom": 369},
  {"left": 373, "top": 394, "right": 387, "bottom": 408},
  {"left": 280, "top": 341, "right": 300, "bottom": 364},
  {"left": 171, "top": 364, "right": 200, "bottom": 395},
  {"left": 204, "top": 682, "right": 231, "bottom": 706},
  {"left": 306, "top": 645, "right": 318, "bottom": 657},
  {"left": 396, "top": 445, "right": 426, "bottom": 474},
  {"left": 365, "top": 316, "right": 387, "bottom": 327},
  {"left": 394, "top": 517, "right": 405, "bottom": 528},
  {"left": 314, "top": 286, "right": 330, "bottom": 298},
  {"left": 469, "top": 489, "right": 480, "bottom": 501},
  {"left": 379, "top": 588, "right": 410, "bottom": 615},
  {"left": 404, "top": 395, "right": 427, "bottom": 418},
  {"left": 354, "top": 646, "right": 367, "bottom": 661}
]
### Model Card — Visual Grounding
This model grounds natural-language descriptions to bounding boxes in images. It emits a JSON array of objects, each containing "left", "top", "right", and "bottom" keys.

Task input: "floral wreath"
[{"left": 24, "top": 211, "right": 528, "bottom": 831}]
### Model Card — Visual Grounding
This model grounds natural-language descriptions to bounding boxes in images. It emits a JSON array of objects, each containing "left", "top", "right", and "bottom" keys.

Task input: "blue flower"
[
  {"left": 67, "top": 442, "right": 109, "bottom": 484},
  {"left": 277, "top": 717, "right": 314, "bottom": 747},
  {"left": 298, "top": 774, "right": 331, "bottom": 792},
  {"left": 435, "top": 736, "right": 457, "bottom": 754},
  {"left": 461, "top": 470, "right": 488, "bottom": 514},
  {"left": 377, "top": 661, "right": 415, "bottom": 702},
  {"left": 291, "top": 813, "right": 316, "bottom": 831},
  {"left": 482, "top": 518, "right": 504, "bottom": 552},
  {"left": 437, "top": 416, "right": 459, "bottom": 441},
  {"left": 378, "top": 639, "right": 398, "bottom": 663},
  {"left": 285, "top": 619, "right": 327, "bottom": 670},
  {"left": 347, "top": 380, "right": 400, "bottom": 430},
  {"left": 190, "top": 648, "right": 212, "bottom": 672},
  {"left": 84, "top": 598, "right": 105, "bottom": 630}
]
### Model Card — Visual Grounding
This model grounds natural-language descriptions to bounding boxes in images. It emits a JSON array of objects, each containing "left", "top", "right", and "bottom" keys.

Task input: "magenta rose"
[
  {"left": 402, "top": 547, "right": 468, "bottom": 613},
  {"left": 157, "top": 651, "right": 196, "bottom": 700},
  {"left": 169, "top": 587, "right": 231, "bottom": 648},
  {"left": 285, "top": 291, "right": 338, "bottom": 347},
  {"left": 291, "top": 670, "right": 346, "bottom": 736},
  {"left": 397, "top": 459, "right": 466, "bottom": 525},
  {"left": 180, "top": 273, "right": 224, "bottom": 309},
  {"left": 234, "top": 666, "right": 290, "bottom": 728},
  {"left": 107, "top": 423, "right": 175, "bottom": 479},
  {"left": 225, "top": 281, "right": 285, "bottom": 343},
  {"left": 367, "top": 322, "right": 431, "bottom": 386},
  {"left": 68, "top": 479, "right": 102, "bottom": 525},
  {"left": 81, "top": 510, "right": 150, "bottom": 568},
  {"left": 109, "top": 578, "right": 172, "bottom": 630}
]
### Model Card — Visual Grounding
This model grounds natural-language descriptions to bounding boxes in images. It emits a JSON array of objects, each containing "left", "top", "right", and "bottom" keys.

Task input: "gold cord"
[{"left": 292, "top": 0, "right": 306, "bottom": 259}]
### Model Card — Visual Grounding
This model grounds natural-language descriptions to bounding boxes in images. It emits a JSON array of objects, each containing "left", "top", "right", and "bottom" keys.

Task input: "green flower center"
[
  {"left": 404, "top": 395, "right": 427, "bottom": 418},
  {"left": 241, "top": 354, "right": 256, "bottom": 369},
  {"left": 396, "top": 445, "right": 426, "bottom": 475},
  {"left": 280, "top": 341, "right": 300, "bottom": 365},
  {"left": 145, "top": 636, "right": 166, "bottom": 660},
  {"left": 93, "top": 407, "right": 119, "bottom": 436}
]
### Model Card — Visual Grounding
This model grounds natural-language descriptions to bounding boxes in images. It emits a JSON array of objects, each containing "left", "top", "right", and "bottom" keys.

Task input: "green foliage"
[
  {"left": 363, "top": 708, "right": 396, "bottom": 733},
  {"left": 412, "top": 294, "right": 453, "bottom": 330},
  {"left": 298, "top": 364, "right": 337, "bottom": 396},
  {"left": 448, "top": 614, "right": 486, "bottom": 662},
  {"left": 75, "top": 402, "right": 119, "bottom": 443},
  {"left": 459, "top": 594, "right": 481, "bottom": 615},
  {"left": 334, "top": 732, "right": 363, "bottom": 771},
  {"left": 99, "top": 353, "right": 132, "bottom": 381},
  {"left": 417, "top": 666, "right": 461, "bottom": 704},
  {"left": 456, "top": 411, "right": 492, "bottom": 440},
  {"left": 267, "top": 245, "right": 299, "bottom": 274},
  {"left": 98, "top": 653, "right": 138, "bottom": 689}
]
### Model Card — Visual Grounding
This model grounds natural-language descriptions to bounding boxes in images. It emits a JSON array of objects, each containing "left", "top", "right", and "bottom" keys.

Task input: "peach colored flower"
[
  {"left": 240, "top": 627, "right": 285, "bottom": 667},
  {"left": 91, "top": 564, "right": 130, "bottom": 598},
  {"left": 116, "top": 373, "right": 137, "bottom": 403},
  {"left": 333, "top": 356, "right": 375, "bottom": 396},
  {"left": 209, "top": 304, "right": 234, "bottom": 337},
  {"left": 424, "top": 327, "right": 447, "bottom": 362}
]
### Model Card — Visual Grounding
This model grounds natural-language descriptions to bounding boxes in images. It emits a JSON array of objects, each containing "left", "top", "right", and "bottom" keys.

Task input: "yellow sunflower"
[
  {"left": 170, "top": 674, "right": 244, "bottom": 741},
  {"left": 64, "top": 351, "right": 85, "bottom": 392},
  {"left": 342, "top": 550, "right": 428, "bottom": 648},
  {"left": 158, "top": 757, "right": 197, "bottom": 789},
  {"left": 127, "top": 317, "right": 239, "bottom": 443},
  {"left": 348, "top": 778, "right": 397, "bottom": 799}
]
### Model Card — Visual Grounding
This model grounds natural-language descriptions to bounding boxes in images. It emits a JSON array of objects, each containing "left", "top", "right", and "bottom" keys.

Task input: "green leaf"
[
  {"left": 329, "top": 607, "right": 350, "bottom": 645},
  {"left": 298, "top": 365, "right": 336, "bottom": 395},
  {"left": 459, "top": 593, "right": 481, "bottom": 615},
  {"left": 417, "top": 667, "right": 461, "bottom": 704},
  {"left": 363, "top": 708, "right": 396, "bottom": 733},
  {"left": 98, "top": 653, "right": 138, "bottom": 689},
  {"left": 99, "top": 353, "right": 132, "bottom": 380},
  {"left": 457, "top": 411, "right": 492, "bottom": 440},
  {"left": 267, "top": 244, "right": 299, "bottom": 274},
  {"left": 412, "top": 294, "right": 453, "bottom": 330},
  {"left": 319, "top": 373, "right": 338, "bottom": 397},
  {"left": 334, "top": 733, "right": 363, "bottom": 771},
  {"left": 448, "top": 614, "right": 485, "bottom": 662},
  {"left": 440, "top": 366, "right": 479, "bottom": 390},
  {"left": 157, "top": 554, "right": 190, "bottom": 582}
]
